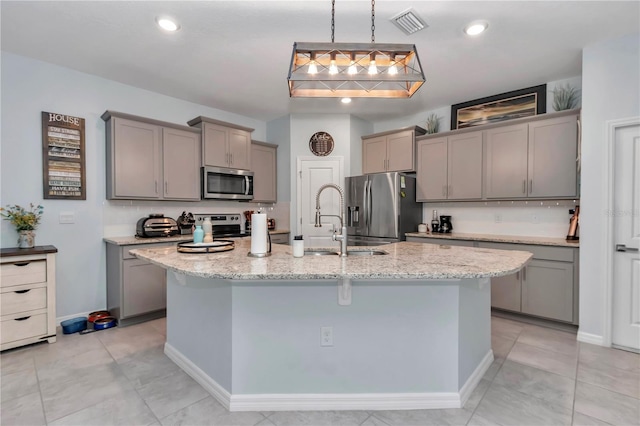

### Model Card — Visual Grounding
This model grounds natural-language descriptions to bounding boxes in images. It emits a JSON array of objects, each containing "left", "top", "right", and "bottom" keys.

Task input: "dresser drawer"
[
  {"left": 0, "top": 260, "right": 46, "bottom": 288},
  {"left": 0, "top": 287, "right": 47, "bottom": 316},
  {"left": 0, "top": 313, "right": 47, "bottom": 344}
]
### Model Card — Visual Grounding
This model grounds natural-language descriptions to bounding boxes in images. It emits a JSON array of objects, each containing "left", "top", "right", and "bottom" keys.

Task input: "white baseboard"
[
  {"left": 577, "top": 331, "right": 605, "bottom": 346},
  {"left": 56, "top": 310, "right": 95, "bottom": 326},
  {"left": 458, "top": 350, "right": 494, "bottom": 407},
  {"left": 164, "top": 344, "right": 493, "bottom": 412},
  {"left": 164, "top": 343, "right": 232, "bottom": 410}
]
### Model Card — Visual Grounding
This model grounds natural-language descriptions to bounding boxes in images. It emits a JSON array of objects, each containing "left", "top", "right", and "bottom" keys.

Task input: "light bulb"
[
  {"left": 329, "top": 59, "right": 339, "bottom": 75},
  {"left": 308, "top": 61, "right": 318, "bottom": 75},
  {"left": 341, "top": 97, "right": 352, "bottom": 104},
  {"left": 388, "top": 62, "right": 398, "bottom": 75},
  {"left": 368, "top": 60, "right": 377, "bottom": 75},
  {"left": 348, "top": 61, "right": 358, "bottom": 75}
]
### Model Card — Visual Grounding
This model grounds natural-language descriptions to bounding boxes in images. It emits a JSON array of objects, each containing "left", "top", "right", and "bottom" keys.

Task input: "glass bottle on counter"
[
  {"left": 193, "top": 225, "right": 204, "bottom": 243},
  {"left": 202, "top": 217, "right": 213, "bottom": 243},
  {"left": 431, "top": 209, "right": 440, "bottom": 233}
]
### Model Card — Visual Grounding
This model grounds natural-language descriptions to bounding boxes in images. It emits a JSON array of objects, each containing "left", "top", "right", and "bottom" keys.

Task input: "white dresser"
[{"left": 0, "top": 245, "right": 57, "bottom": 351}]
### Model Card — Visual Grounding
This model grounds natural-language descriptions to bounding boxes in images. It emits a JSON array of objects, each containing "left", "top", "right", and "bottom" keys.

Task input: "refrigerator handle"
[
  {"left": 363, "top": 179, "right": 369, "bottom": 230},
  {"left": 367, "top": 179, "right": 373, "bottom": 232}
]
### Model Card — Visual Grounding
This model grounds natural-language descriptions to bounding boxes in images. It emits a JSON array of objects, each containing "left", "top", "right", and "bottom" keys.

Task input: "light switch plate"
[{"left": 59, "top": 212, "right": 75, "bottom": 224}]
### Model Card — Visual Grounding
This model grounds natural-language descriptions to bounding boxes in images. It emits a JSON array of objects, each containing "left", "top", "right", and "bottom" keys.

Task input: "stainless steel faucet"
[{"left": 314, "top": 183, "right": 348, "bottom": 256}]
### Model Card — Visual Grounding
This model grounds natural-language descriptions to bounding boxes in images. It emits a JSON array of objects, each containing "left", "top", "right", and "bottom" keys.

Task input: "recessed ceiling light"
[
  {"left": 156, "top": 17, "right": 180, "bottom": 32},
  {"left": 341, "top": 98, "right": 352, "bottom": 104},
  {"left": 464, "top": 21, "right": 488, "bottom": 36}
]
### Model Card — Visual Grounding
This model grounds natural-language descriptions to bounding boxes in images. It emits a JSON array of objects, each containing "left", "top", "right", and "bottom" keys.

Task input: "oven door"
[{"left": 202, "top": 167, "right": 254, "bottom": 200}]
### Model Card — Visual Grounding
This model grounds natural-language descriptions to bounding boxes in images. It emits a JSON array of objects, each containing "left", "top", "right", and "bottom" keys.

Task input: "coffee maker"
[{"left": 439, "top": 215, "right": 453, "bottom": 233}]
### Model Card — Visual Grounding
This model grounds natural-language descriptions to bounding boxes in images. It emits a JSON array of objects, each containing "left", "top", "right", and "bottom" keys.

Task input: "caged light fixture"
[{"left": 287, "top": 0, "right": 426, "bottom": 99}]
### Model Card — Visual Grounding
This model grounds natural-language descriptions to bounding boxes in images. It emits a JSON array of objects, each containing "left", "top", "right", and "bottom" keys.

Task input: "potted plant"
[
  {"left": 425, "top": 113, "right": 441, "bottom": 134},
  {"left": 0, "top": 203, "right": 44, "bottom": 248},
  {"left": 551, "top": 84, "right": 580, "bottom": 111}
]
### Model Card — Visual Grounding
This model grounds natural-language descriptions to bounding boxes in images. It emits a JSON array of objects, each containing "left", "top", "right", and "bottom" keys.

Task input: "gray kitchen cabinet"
[
  {"left": 106, "top": 242, "right": 173, "bottom": 326},
  {"left": 478, "top": 241, "right": 578, "bottom": 324},
  {"left": 484, "top": 113, "right": 579, "bottom": 199},
  {"left": 102, "top": 111, "right": 201, "bottom": 201},
  {"left": 270, "top": 232, "right": 289, "bottom": 245},
  {"left": 251, "top": 141, "right": 277, "bottom": 203},
  {"left": 188, "top": 116, "right": 253, "bottom": 170},
  {"left": 362, "top": 126, "right": 426, "bottom": 174},
  {"left": 416, "top": 131, "right": 483, "bottom": 201}
]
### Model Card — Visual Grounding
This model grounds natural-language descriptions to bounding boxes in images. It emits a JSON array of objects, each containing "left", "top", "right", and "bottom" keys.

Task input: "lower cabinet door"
[
  {"left": 491, "top": 272, "right": 521, "bottom": 312},
  {"left": 521, "top": 259, "right": 574, "bottom": 322},
  {"left": 122, "top": 259, "right": 166, "bottom": 318}
]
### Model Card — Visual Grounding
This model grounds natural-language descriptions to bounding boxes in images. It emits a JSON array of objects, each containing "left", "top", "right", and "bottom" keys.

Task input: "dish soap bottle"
[{"left": 193, "top": 225, "right": 204, "bottom": 243}]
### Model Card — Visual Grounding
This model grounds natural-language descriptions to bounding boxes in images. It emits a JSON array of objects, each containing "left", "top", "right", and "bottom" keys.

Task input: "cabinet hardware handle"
[
  {"left": 14, "top": 289, "right": 31, "bottom": 294},
  {"left": 14, "top": 316, "right": 31, "bottom": 321},
  {"left": 230, "top": 154, "right": 234, "bottom": 165},
  {"left": 529, "top": 179, "right": 533, "bottom": 194},
  {"left": 516, "top": 271, "right": 520, "bottom": 281},
  {"left": 165, "top": 181, "right": 168, "bottom": 194},
  {"left": 13, "top": 261, "right": 30, "bottom": 267},
  {"left": 522, "top": 180, "right": 526, "bottom": 194},
  {"left": 155, "top": 181, "right": 158, "bottom": 194}
]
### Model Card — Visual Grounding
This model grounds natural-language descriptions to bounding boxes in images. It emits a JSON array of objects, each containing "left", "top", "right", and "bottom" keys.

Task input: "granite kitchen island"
[{"left": 130, "top": 240, "right": 531, "bottom": 412}]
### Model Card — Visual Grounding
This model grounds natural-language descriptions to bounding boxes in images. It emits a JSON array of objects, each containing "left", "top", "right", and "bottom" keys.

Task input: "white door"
[
  {"left": 612, "top": 123, "right": 640, "bottom": 351},
  {"left": 297, "top": 156, "right": 343, "bottom": 248}
]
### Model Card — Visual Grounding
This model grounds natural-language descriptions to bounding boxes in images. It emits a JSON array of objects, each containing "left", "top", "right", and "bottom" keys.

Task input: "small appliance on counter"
[
  {"left": 566, "top": 206, "right": 579, "bottom": 241},
  {"left": 136, "top": 214, "right": 179, "bottom": 238},
  {"left": 439, "top": 215, "right": 453, "bottom": 233},
  {"left": 193, "top": 213, "right": 250, "bottom": 238},
  {"left": 267, "top": 218, "right": 276, "bottom": 230},
  {"left": 176, "top": 211, "right": 195, "bottom": 235},
  {"left": 243, "top": 210, "right": 255, "bottom": 232}
]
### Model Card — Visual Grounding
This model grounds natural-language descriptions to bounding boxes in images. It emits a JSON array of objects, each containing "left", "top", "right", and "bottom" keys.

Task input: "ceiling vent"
[{"left": 390, "top": 8, "right": 428, "bottom": 35}]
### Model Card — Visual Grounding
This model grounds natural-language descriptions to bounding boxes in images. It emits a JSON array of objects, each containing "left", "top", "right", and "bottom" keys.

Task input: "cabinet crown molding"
[
  {"left": 187, "top": 116, "right": 254, "bottom": 133},
  {"left": 101, "top": 111, "right": 199, "bottom": 133}
]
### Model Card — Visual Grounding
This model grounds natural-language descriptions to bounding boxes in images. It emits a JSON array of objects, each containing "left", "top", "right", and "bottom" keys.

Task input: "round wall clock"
[{"left": 309, "top": 131, "right": 334, "bottom": 156}]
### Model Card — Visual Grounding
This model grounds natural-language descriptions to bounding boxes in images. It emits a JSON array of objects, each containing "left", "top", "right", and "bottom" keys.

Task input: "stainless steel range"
[{"left": 192, "top": 213, "right": 250, "bottom": 238}]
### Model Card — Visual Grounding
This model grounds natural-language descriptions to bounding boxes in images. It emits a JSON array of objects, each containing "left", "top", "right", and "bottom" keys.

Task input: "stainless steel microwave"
[{"left": 201, "top": 166, "right": 253, "bottom": 200}]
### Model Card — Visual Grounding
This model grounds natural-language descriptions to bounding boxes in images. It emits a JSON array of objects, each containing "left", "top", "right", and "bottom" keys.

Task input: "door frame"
[
  {"left": 603, "top": 116, "right": 640, "bottom": 347},
  {"left": 295, "top": 156, "right": 344, "bottom": 236}
]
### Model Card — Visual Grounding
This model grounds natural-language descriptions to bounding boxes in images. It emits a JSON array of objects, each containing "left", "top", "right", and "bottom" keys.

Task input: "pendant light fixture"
[{"left": 287, "top": 0, "right": 425, "bottom": 99}]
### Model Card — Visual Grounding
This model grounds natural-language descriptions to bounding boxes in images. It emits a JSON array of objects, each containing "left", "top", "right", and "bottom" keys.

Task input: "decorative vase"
[{"left": 18, "top": 230, "right": 35, "bottom": 249}]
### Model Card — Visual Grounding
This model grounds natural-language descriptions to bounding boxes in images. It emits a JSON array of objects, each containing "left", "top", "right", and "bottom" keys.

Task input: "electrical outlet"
[
  {"left": 59, "top": 212, "right": 75, "bottom": 224},
  {"left": 320, "top": 326, "right": 333, "bottom": 347},
  {"left": 494, "top": 214, "right": 502, "bottom": 223},
  {"left": 531, "top": 213, "right": 540, "bottom": 224}
]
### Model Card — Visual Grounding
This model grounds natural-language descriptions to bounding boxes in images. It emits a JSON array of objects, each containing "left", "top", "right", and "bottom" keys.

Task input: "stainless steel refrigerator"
[{"left": 345, "top": 172, "right": 422, "bottom": 246}]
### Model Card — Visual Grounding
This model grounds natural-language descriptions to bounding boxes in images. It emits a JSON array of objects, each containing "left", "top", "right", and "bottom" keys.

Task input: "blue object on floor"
[{"left": 61, "top": 317, "right": 87, "bottom": 334}]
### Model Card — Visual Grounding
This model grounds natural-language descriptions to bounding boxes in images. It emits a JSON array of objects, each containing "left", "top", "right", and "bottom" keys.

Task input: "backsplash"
[
  {"left": 103, "top": 200, "right": 290, "bottom": 237},
  {"left": 422, "top": 200, "right": 580, "bottom": 238}
]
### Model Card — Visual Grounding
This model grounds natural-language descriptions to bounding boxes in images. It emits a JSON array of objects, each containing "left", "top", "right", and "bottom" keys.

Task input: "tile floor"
[{"left": 1, "top": 316, "right": 639, "bottom": 426}]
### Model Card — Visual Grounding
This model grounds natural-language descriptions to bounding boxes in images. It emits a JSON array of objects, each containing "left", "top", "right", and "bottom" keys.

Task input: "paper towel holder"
[{"left": 247, "top": 230, "right": 272, "bottom": 257}]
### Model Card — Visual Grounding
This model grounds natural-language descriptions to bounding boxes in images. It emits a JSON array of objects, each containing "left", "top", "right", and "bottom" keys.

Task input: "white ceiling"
[{"left": 1, "top": 1, "right": 639, "bottom": 122}]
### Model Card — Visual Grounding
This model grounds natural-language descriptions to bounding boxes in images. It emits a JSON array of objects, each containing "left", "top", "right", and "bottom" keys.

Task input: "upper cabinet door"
[
  {"left": 202, "top": 123, "right": 228, "bottom": 168},
  {"left": 484, "top": 123, "right": 529, "bottom": 199},
  {"left": 251, "top": 142, "right": 277, "bottom": 203},
  {"left": 528, "top": 114, "right": 578, "bottom": 198},
  {"left": 112, "top": 118, "right": 162, "bottom": 199},
  {"left": 362, "top": 135, "right": 388, "bottom": 174},
  {"left": 416, "top": 137, "right": 448, "bottom": 201},
  {"left": 447, "top": 131, "right": 483, "bottom": 200},
  {"left": 386, "top": 130, "right": 414, "bottom": 172},
  {"left": 228, "top": 128, "right": 251, "bottom": 170},
  {"left": 162, "top": 128, "right": 201, "bottom": 200}
]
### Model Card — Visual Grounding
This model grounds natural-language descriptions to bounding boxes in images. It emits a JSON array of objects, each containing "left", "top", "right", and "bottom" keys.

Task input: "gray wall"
[{"left": 579, "top": 33, "right": 640, "bottom": 341}]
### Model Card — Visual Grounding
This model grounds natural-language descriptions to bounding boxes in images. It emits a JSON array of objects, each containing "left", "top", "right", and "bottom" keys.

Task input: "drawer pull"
[
  {"left": 14, "top": 289, "right": 31, "bottom": 294},
  {"left": 13, "top": 261, "right": 31, "bottom": 267},
  {"left": 14, "top": 316, "right": 31, "bottom": 321}
]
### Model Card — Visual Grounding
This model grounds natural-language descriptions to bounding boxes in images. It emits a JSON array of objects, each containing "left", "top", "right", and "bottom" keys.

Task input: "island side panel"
[
  {"left": 230, "top": 279, "right": 461, "bottom": 394},
  {"left": 166, "top": 272, "right": 233, "bottom": 392},
  {"left": 457, "top": 279, "right": 492, "bottom": 389}
]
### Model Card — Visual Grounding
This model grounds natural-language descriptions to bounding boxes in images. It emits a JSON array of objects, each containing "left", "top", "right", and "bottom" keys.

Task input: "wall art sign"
[
  {"left": 309, "top": 131, "right": 334, "bottom": 156},
  {"left": 41, "top": 111, "right": 86, "bottom": 199},
  {"left": 451, "top": 84, "right": 546, "bottom": 130}
]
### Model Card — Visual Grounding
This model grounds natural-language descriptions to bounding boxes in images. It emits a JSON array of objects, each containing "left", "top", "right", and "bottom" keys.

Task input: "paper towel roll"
[{"left": 250, "top": 213, "right": 268, "bottom": 254}]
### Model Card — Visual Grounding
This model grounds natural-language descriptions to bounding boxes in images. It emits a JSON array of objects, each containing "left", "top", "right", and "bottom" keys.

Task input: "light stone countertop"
[
  {"left": 129, "top": 239, "right": 532, "bottom": 281},
  {"left": 104, "top": 229, "right": 290, "bottom": 246},
  {"left": 405, "top": 232, "right": 580, "bottom": 248}
]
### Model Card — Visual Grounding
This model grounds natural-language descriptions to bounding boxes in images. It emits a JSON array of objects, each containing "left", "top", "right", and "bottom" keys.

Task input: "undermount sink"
[
  {"left": 303, "top": 249, "right": 388, "bottom": 256},
  {"left": 346, "top": 250, "right": 388, "bottom": 256}
]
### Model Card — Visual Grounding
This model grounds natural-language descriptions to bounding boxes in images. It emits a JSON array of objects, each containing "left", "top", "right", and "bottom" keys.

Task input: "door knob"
[{"left": 616, "top": 244, "right": 639, "bottom": 253}]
